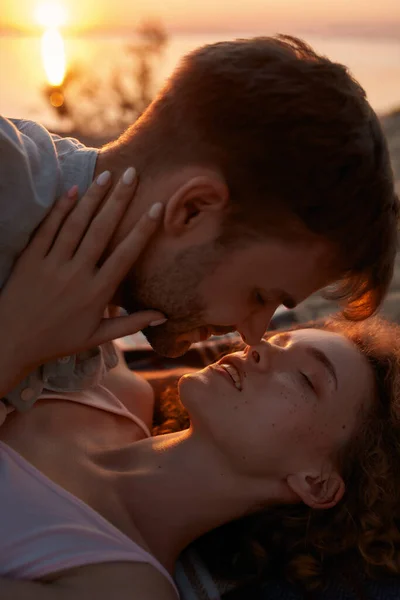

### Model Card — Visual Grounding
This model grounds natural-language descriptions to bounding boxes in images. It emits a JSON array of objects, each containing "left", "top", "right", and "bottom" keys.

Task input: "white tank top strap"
[{"left": 39, "top": 385, "right": 152, "bottom": 438}]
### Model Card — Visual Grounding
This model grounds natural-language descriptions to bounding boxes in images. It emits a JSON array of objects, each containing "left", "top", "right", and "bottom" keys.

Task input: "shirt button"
[
  {"left": 58, "top": 356, "right": 71, "bottom": 364},
  {"left": 21, "top": 388, "right": 35, "bottom": 402}
]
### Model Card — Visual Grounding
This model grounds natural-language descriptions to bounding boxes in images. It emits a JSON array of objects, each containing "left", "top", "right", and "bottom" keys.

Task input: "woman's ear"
[
  {"left": 286, "top": 471, "right": 345, "bottom": 510},
  {"left": 164, "top": 175, "right": 229, "bottom": 237}
]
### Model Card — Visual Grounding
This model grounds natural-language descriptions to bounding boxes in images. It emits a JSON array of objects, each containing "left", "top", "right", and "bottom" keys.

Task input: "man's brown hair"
[{"left": 125, "top": 35, "right": 399, "bottom": 319}]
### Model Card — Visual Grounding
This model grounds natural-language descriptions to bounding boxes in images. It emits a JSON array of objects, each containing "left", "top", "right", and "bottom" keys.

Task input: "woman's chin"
[
  {"left": 178, "top": 370, "right": 214, "bottom": 408},
  {"left": 178, "top": 372, "right": 195, "bottom": 404}
]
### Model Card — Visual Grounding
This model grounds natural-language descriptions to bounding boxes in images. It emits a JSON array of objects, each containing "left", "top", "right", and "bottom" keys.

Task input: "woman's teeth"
[{"left": 221, "top": 363, "right": 242, "bottom": 390}]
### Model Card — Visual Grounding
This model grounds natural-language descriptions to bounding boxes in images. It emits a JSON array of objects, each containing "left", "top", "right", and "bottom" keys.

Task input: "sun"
[
  {"left": 34, "top": 2, "right": 67, "bottom": 87},
  {"left": 35, "top": 2, "right": 67, "bottom": 28}
]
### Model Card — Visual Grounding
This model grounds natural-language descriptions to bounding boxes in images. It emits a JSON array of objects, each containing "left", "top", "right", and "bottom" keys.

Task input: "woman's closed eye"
[{"left": 299, "top": 371, "right": 316, "bottom": 393}]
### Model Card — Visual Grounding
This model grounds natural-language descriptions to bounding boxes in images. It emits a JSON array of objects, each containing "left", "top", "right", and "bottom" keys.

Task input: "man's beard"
[{"left": 119, "top": 245, "right": 221, "bottom": 357}]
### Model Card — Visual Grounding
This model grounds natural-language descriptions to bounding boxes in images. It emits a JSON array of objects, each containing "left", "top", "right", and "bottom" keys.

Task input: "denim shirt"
[{"left": 0, "top": 116, "right": 118, "bottom": 412}]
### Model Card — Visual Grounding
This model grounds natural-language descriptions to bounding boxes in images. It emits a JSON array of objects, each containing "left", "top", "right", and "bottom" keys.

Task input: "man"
[{"left": 0, "top": 35, "right": 397, "bottom": 414}]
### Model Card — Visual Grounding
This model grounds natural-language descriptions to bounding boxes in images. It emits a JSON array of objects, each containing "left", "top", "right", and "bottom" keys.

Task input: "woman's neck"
[{"left": 100, "top": 428, "right": 284, "bottom": 573}]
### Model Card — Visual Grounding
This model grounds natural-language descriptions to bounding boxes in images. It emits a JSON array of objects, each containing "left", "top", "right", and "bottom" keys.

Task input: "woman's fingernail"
[
  {"left": 67, "top": 185, "right": 79, "bottom": 199},
  {"left": 148, "top": 202, "right": 164, "bottom": 220},
  {"left": 123, "top": 166, "right": 136, "bottom": 186},
  {"left": 96, "top": 170, "right": 111, "bottom": 186},
  {"left": 149, "top": 317, "right": 167, "bottom": 327}
]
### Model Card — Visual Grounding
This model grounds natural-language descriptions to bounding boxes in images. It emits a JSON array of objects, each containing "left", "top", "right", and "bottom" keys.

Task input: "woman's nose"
[{"left": 245, "top": 339, "right": 278, "bottom": 371}]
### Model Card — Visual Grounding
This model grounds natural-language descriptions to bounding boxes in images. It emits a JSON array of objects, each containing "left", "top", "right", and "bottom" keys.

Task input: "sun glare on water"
[{"left": 35, "top": 2, "right": 67, "bottom": 87}]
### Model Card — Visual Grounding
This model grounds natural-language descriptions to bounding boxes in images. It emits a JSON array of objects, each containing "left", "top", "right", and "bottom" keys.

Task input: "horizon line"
[{"left": 1, "top": 22, "right": 400, "bottom": 41}]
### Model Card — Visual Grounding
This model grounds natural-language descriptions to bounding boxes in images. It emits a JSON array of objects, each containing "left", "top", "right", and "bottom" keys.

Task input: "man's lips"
[
  {"left": 176, "top": 327, "right": 213, "bottom": 344},
  {"left": 176, "top": 326, "right": 236, "bottom": 345},
  {"left": 175, "top": 328, "right": 208, "bottom": 344},
  {"left": 198, "top": 326, "right": 236, "bottom": 341}
]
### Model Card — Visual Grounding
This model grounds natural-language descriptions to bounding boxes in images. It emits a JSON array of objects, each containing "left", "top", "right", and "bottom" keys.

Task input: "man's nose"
[{"left": 237, "top": 306, "right": 277, "bottom": 346}]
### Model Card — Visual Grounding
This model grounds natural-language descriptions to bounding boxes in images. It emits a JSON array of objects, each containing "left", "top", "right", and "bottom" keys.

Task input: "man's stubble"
[{"left": 120, "top": 243, "right": 224, "bottom": 357}]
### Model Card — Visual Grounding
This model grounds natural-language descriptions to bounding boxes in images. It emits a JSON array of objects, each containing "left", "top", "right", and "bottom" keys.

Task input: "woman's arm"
[{"left": 0, "top": 562, "right": 177, "bottom": 600}]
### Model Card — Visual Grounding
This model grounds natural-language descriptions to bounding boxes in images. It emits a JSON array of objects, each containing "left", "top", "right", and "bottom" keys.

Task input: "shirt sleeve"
[
  {"left": 0, "top": 116, "right": 111, "bottom": 415},
  {"left": 0, "top": 115, "right": 61, "bottom": 287},
  {"left": 0, "top": 116, "right": 61, "bottom": 411}
]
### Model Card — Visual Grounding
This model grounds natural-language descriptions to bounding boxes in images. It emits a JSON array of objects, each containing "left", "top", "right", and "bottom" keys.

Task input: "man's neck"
[
  {"left": 94, "top": 139, "right": 139, "bottom": 183},
  {"left": 102, "top": 429, "right": 284, "bottom": 574},
  {"left": 90, "top": 135, "right": 161, "bottom": 273}
]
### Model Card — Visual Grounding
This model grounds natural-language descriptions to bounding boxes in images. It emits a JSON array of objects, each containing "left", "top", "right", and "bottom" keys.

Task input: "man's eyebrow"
[{"left": 306, "top": 346, "right": 338, "bottom": 390}]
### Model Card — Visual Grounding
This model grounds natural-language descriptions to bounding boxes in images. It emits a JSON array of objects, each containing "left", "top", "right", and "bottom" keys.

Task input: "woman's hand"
[{"left": 0, "top": 167, "right": 166, "bottom": 380}]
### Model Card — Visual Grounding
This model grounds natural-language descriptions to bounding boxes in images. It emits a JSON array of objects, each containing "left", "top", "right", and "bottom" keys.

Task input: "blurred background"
[{"left": 1, "top": 0, "right": 399, "bottom": 334}]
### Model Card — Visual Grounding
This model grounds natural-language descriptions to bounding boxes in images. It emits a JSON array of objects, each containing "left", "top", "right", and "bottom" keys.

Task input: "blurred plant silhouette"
[{"left": 44, "top": 21, "right": 167, "bottom": 136}]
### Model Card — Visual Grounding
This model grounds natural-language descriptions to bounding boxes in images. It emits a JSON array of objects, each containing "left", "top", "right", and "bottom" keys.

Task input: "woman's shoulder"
[{"left": 101, "top": 347, "right": 155, "bottom": 428}]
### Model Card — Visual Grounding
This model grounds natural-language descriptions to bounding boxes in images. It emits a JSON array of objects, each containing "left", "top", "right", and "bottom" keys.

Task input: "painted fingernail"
[
  {"left": 67, "top": 185, "right": 79, "bottom": 199},
  {"left": 148, "top": 202, "right": 164, "bottom": 220},
  {"left": 123, "top": 166, "right": 136, "bottom": 186},
  {"left": 96, "top": 170, "right": 111, "bottom": 186},
  {"left": 149, "top": 317, "right": 167, "bottom": 327}
]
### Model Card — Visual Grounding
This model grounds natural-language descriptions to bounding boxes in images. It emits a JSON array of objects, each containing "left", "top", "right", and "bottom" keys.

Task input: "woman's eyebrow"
[
  {"left": 271, "top": 332, "right": 291, "bottom": 346},
  {"left": 306, "top": 346, "right": 338, "bottom": 390}
]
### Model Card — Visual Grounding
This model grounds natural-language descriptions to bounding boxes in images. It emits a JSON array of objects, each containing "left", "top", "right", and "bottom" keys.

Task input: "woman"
[
  {"left": 167, "top": 317, "right": 400, "bottom": 598},
  {"left": 1, "top": 177, "right": 400, "bottom": 599},
  {"left": 2, "top": 311, "right": 400, "bottom": 599}
]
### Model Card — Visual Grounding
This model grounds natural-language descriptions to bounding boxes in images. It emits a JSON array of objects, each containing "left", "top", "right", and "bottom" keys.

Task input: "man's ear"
[
  {"left": 164, "top": 175, "right": 229, "bottom": 237},
  {"left": 286, "top": 470, "right": 345, "bottom": 510}
]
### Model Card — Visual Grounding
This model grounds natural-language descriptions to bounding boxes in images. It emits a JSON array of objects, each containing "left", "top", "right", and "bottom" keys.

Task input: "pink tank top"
[{"left": 0, "top": 386, "right": 178, "bottom": 596}]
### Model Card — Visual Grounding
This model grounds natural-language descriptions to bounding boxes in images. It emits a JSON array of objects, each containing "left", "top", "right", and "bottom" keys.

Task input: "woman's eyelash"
[{"left": 300, "top": 371, "right": 315, "bottom": 392}]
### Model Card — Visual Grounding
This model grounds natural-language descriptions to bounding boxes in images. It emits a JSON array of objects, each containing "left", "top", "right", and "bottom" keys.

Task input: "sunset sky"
[{"left": 1, "top": 0, "right": 400, "bottom": 35}]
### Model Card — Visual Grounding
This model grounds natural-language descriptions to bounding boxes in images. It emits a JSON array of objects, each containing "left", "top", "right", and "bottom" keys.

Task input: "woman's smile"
[{"left": 210, "top": 364, "right": 242, "bottom": 390}]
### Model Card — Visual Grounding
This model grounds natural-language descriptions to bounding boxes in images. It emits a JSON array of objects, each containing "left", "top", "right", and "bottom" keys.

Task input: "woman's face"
[{"left": 179, "top": 328, "right": 374, "bottom": 480}]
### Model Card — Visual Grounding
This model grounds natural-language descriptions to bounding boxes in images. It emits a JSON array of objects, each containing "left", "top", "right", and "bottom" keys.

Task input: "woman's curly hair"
[{"left": 152, "top": 316, "right": 400, "bottom": 594}]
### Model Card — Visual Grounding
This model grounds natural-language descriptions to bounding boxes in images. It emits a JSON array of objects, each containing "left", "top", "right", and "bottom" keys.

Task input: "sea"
[{"left": 1, "top": 30, "right": 400, "bottom": 128}]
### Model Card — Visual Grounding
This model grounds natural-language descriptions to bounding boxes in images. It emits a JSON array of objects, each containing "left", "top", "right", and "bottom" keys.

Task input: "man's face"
[{"left": 119, "top": 234, "right": 334, "bottom": 358}]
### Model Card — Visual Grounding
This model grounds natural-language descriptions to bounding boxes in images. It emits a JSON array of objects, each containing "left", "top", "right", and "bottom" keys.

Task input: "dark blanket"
[{"left": 175, "top": 547, "right": 400, "bottom": 600}]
